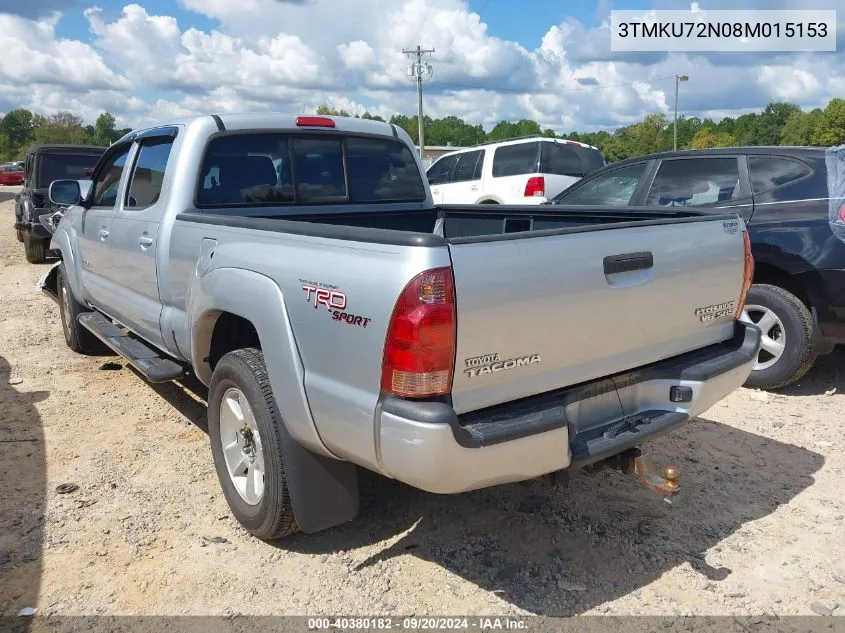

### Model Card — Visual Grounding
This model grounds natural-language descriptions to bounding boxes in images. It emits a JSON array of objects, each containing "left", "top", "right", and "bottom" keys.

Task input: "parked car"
[
  {"left": 0, "top": 161, "right": 24, "bottom": 185},
  {"left": 548, "top": 146, "right": 844, "bottom": 390},
  {"left": 39, "top": 113, "right": 756, "bottom": 541},
  {"left": 426, "top": 136, "right": 605, "bottom": 205},
  {"left": 14, "top": 144, "right": 106, "bottom": 263}
]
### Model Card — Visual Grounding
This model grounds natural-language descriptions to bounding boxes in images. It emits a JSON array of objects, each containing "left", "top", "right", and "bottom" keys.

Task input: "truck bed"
[{"left": 184, "top": 203, "right": 724, "bottom": 242}]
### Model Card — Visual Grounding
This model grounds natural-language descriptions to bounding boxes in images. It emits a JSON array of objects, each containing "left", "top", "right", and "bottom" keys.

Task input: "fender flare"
[
  {"left": 188, "top": 267, "right": 359, "bottom": 534},
  {"left": 49, "top": 228, "right": 88, "bottom": 307}
]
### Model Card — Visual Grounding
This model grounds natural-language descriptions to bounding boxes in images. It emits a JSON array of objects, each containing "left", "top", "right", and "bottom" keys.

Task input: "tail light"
[
  {"left": 838, "top": 205, "right": 845, "bottom": 223},
  {"left": 734, "top": 230, "right": 754, "bottom": 319},
  {"left": 524, "top": 176, "right": 545, "bottom": 197},
  {"left": 381, "top": 267, "right": 456, "bottom": 398}
]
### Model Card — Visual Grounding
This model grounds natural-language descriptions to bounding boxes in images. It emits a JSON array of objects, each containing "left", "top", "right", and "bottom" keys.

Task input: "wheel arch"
[{"left": 190, "top": 267, "right": 359, "bottom": 534}]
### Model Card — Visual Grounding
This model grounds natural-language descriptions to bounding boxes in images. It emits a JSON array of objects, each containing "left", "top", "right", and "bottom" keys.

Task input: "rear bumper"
[{"left": 376, "top": 321, "right": 760, "bottom": 494}]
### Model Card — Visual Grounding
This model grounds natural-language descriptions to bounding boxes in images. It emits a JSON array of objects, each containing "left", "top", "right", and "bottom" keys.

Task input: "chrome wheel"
[
  {"left": 741, "top": 304, "right": 786, "bottom": 371},
  {"left": 218, "top": 387, "right": 265, "bottom": 506}
]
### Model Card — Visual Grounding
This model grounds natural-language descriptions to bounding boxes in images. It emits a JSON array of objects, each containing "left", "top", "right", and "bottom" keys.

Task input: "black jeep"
[{"left": 14, "top": 144, "right": 106, "bottom": 263}]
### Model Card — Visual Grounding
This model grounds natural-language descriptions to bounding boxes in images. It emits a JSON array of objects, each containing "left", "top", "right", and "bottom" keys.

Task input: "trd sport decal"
[
  {"left": 463, "top": 352, "right": 542, "bottom": 378},
  {"left": 300, "top": 280, "right": 372, "bottom": 328}
]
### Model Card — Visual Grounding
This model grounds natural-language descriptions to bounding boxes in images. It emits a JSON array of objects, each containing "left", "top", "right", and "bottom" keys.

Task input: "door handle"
[
  {"left": 603, "top": 251, "right": 653, "bottom": 275},
  {"left": 98, "top": 229, "right": 109, "bottom": 240},
  {"left": 432, "top": 188, "right": 440, "bottom": 194},
  {"left": 138, "top": 236, "right": 154, "bottom": 248},
  {"left": 470, "top": 185, "right": 479, "bottom": 191}
]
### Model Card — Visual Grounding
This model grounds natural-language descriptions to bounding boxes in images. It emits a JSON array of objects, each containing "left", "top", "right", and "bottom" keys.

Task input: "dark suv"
[
  {"left": 14, "top": 144, "right": 106, "bottom": 263},
  {"left": 549, "top": 146, "right": 845, "bottom": 390}
]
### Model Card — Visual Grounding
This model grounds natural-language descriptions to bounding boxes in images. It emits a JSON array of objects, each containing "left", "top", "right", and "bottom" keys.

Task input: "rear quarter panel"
[{"left": 170, "top": 218, "right": 451, "bottom": 471}]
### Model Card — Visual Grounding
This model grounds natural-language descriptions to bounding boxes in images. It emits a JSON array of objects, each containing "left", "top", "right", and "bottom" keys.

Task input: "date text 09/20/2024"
[{"left": 307, "top": 617, "right": 528, "bottom": 630}]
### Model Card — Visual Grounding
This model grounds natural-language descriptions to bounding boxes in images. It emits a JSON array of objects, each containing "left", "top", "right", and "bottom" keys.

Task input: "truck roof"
[{"left": 115, "top": 113, "right": 404, "bottom": 146}]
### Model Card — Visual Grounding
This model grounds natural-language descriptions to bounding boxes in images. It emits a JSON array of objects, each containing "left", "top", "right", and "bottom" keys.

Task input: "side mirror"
[{"left": 49, "top": 180, "right": 82, "bottom": 206}]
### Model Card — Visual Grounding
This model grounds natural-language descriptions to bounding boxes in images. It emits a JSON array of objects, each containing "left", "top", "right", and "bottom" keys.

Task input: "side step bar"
[{"left": 78, "top": 312, "right": 186, "bottom": 383}]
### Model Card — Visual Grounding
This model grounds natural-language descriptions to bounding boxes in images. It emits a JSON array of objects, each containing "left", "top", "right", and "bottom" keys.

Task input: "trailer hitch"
[{"left": 606, "top": 448, "right": 680, "bottom": 497}]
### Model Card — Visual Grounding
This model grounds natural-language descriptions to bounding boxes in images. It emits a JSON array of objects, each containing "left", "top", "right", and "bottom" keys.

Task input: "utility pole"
[
  {"left": 403, "top": 45, "right": 434, "bottom": 159},
  {"left": 674, "top": 74, "right": 689, "bottom": 151}
]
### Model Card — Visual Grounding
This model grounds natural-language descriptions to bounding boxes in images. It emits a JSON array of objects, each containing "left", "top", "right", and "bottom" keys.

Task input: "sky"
[{"left": 0, "top": 0, "right": 842, "bottom": 133}]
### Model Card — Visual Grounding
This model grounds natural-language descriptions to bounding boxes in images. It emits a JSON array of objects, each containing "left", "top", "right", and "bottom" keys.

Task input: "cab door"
[
  {"left": 94, "top": 129, "right": 177, "bottom": 349},
  {"left": 426, "top": 154, "right": 458, "bottom": 204},
  {"left": 441, "top": 149, "right": 485, "bottom": 204},
  {"left": 77, "top": 142, "right": 134, "bottom": 308}
]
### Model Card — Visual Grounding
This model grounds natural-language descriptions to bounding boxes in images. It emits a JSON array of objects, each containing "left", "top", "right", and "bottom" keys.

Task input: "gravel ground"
[{"left": 1, "top": 189, "right": 844, "bottom": 618}]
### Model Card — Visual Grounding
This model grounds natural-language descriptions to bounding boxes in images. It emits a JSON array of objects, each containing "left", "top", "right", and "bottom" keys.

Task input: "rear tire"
[
  {"left": 57, "top": 263, "right": 102, "bottom": 354},
  {"left": 741, "top": 284, "right": 817, "bottom": 390},
  {"left": 23, "top": 231, "right": 47, "bottom": 264},
  {"left": 208, "top": 348, "right": 299, "bottom": 541}
]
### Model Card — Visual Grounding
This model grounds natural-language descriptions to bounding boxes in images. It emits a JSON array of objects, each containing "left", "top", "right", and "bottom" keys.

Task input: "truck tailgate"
[{"left": 448, "top": 217, "right": 746, "bottom": 414}]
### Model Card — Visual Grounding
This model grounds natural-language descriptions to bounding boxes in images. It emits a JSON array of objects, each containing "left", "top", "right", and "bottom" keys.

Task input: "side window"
[
  {"left": 427, "top": 154, "right": 457, "bottom": 185},
  {"left": 646, "top": 158, "right": 741, "bottom": 207},
  {"left": 492, "top": 142, "right": 540, "bottom": 178},
  {"left": 555, "top": 163, "right": 648, "bottom": 206},
  {"left": 125, "top": 138, "right": 175, "bottom": 209},
  {"left": 473, "top": 150, "right": 486, "bottom": 180},
  {"left": 451, "top": 150, "right": 484, "bottom": 183},
  {"left": 748, "top": 156, "right": 812, "bottom": 194},
  {"left": 92, "top": 144, "right": 132, "bottom": 208},
  {"left": 541, "top": 143, "right": 586, "bottom": 177}
]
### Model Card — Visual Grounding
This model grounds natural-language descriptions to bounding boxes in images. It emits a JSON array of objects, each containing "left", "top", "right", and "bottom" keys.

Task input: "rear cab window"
[
  {"left": 197, "top": 133, "right": 426, "bottom": 207},
  {"left": 492, "top": 142, "right": 540, "bottom": 177}
]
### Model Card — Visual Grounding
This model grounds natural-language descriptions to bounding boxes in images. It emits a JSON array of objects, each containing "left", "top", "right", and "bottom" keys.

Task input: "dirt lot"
[{"left": 1, "top": 189, "right": 844, "bottom": 618}]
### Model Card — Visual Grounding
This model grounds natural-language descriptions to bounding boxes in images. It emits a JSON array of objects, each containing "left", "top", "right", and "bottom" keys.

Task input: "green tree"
[
  {"left": 813, "top": 98, "right": 845, "bottom": 146},
  {"left": 690, "top": 127, "right": 737, "bottom": 149},
  {"left": 755, "top": 102, "right": 801, "bottom": 145},
  {"left": 90, "top": 112, "right": 119, "bottom": 146},
  {"left": 33, "top": 112, "right": 88, "bottom": 145},
  {"left": 732, "top": 112, "right": 760, "bottom": 145},
  {"left": 315, "top": 104, "right": 350, "bottom": 117},
  {"left": 0, "top": 108, "right": 35, "bottom": 148},
  {"left": 626, "top": 113, "right": 669, "bottom": 156},
  {"left": 780, "top": 109, "right": 823, "bottom": 145}
]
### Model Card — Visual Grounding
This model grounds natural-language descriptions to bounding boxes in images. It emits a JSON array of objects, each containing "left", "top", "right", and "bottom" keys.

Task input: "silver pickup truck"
[{"left": 40, "top": 113, "right": 760, "bottom": 541}]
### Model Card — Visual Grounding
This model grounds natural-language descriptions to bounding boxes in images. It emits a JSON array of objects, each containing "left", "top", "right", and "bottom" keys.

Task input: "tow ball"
[{"left": 607, "top": 448, "right": 680, "bottom": 497}]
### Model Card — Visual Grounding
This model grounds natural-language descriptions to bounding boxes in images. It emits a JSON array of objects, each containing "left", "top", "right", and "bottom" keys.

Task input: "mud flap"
[
  {"left": 37, "top": 261, "right": 61, "bottom": 304},
  {"left": 276, "top": 417, "right": 360, "bottom": 533}
]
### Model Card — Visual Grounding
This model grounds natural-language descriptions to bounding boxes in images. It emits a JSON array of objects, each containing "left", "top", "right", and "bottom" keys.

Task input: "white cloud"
[{"left": 1, "top": 0, "right": 843, "bottom": 136}]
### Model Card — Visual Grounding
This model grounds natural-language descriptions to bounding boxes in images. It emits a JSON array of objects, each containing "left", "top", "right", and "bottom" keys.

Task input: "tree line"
[
  {"left": 3, "top": 97, "right": 842, "bottom": 164},
  {"left": 318, "top": 98, "right": 845, "bottom": 162},
  {"left": 0, "top": 110, "right": 131, "bottom": 162}
]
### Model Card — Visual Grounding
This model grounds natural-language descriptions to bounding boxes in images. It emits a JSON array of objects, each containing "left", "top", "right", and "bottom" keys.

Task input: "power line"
[
  {"left": 403, "top": 45, "right": 435, "bottom": 158},
  {"left": 421, "top": 74, "right": 677, "bottom": 95}
]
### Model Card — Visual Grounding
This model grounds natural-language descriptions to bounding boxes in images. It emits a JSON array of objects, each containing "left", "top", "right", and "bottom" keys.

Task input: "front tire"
[
  {"left": 741, "top": 284, "right": 817, "bottom": 390},
  {"left": 208, "top": 348, "right": 299, "bottom": 541},
  {"left": 23, "top": 231, "right": 47, "bottom": 264},
  {"left": 57, "top": 263, "right": 102, "bottom": 354}
]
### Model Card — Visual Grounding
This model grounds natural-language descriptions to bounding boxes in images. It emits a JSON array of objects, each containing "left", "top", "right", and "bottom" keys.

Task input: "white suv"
[{"left": 425, "top": 136, "right": 605, "bottom": 205}]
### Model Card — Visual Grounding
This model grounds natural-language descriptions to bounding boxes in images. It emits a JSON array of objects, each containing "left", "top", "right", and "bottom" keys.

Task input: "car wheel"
[
  {"left": 23, "top": 231, "right": 47, "bottom": 264},
  {"left": 208, "top": 348, "right": 299, "bottom": 541},
  {"left": 741, "top": 284, "right": 817, "bottom": 390},
  {"left": 57, "top": 263, "right": 103, "bottom": 354}
]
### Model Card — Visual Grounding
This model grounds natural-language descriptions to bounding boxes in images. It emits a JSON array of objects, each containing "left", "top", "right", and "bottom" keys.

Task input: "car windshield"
[{"left": 39, "top": 154, "right": 101, "bottom": 186}]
